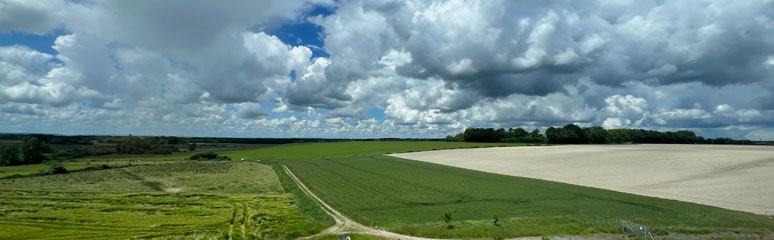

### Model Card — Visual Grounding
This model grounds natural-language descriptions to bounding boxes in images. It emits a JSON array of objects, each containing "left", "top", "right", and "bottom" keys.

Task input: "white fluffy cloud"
[{"left": 1, "top": 0, "right": 774, "bottom": 140}]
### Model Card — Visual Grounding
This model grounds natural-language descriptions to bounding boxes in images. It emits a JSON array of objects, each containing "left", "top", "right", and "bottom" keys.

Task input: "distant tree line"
[
  {"left": 0, "top": 133, "right": 449, "bottom": 146},
  {"left": 115, "top": 136, "right": 180, "bottom": 154},
  {"left": 0, "top": 137, "right": 52, "bottom": 166},
  {"left": 0, "top": 134, "right": 97, "bottom": 145},
  {"left": 446, "top": 127, "right": 547, "bottom": 143},
  {"left": 447, "top": 124, "right": 754, "bottom": 145}
]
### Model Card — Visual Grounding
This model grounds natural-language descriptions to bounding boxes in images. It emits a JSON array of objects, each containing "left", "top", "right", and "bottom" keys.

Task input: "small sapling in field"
[{"left": 443, "top": 212, "right": 454, "bottom": 229}]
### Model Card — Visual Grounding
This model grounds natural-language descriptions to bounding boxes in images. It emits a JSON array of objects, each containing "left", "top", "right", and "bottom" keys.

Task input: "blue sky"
[
  {"left": 0, "top": 30, "right": 65, "bottom": 55},
  {"left": 266, "top": 5, "right": 333, "bottom": 59},
  {"left": 1, "top": 1, "right": 774, "bottom": 140}
]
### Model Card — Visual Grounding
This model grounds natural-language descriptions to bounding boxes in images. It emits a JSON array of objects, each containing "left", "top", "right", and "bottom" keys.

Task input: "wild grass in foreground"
[
  {"left": 0, "top": 161, "right": 325, "bottom": 239},
  {"left": 223, "top": 142, "right": 774, "bottom": 239}
]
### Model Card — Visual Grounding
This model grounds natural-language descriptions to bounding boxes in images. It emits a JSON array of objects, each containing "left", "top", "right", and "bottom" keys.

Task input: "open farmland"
[
  {"left": 2, "top": 142, "right": 773, "bottom": 239},
  {"left": 391, "top": 144, "right": 774, "bottom": 215},
  {"left": 225, "top": 142, "right": 774, "bottom": 239},
  {"left": 0, "top": 161, "right": 327, "bottom": 239}
]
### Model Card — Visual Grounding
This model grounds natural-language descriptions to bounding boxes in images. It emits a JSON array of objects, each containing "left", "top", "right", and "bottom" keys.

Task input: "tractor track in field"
[{"left": 281, "top": 164, "right": 443, "bottom": 240}]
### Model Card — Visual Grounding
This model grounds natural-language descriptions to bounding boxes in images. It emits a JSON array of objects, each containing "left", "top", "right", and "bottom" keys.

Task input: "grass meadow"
[{"left": 0, "top": 161, "right": 325, "bottom": 239}]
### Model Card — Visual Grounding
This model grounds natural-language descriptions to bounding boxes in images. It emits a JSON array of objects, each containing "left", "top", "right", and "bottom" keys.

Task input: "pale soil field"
[{"left": 390, "top": 144, "right": 774, "bottom": 215}]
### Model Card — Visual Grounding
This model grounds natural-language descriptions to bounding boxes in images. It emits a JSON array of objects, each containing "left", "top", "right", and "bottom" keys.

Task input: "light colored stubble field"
[{"left": 391, "top": 144, "right": 774, "bottom": 215}]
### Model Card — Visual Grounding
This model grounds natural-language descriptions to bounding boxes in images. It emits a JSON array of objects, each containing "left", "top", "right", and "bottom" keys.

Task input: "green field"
[
  {"left": 0, "top": 161, "right": 325, "bottom": 239},
  {"left": 0, "top": 152, "right": 201, "bottom": 179},
  {"left": 224, "top": 142, "right": 774, "bottom": 239},
  {"left": 1, "top": 141, "right": 772, "bottom": 239},
  {"left": 222, "top": 141, "right": 531, "bottom": 159}
]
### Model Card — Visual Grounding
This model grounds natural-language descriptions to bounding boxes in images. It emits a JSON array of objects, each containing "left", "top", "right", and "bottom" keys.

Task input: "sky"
[{"left": 1, "top": 0, "right": 773, "bottom": 140}]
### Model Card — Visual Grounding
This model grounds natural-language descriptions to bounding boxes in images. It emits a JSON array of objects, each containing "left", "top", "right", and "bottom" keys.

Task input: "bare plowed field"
[{"left": 390, "top": 144, "right": 774, "bottom": 215}]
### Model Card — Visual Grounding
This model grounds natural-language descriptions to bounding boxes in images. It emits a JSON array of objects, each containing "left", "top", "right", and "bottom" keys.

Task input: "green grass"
[
  {"left": 222, "top": 142, "right": 774, "bottom": 239},
  {"left": 222, "top": 141, "right": 532, "bottom": 159},
  {"left": 0, "top": 152, "right": 197, "bottom": 179},
  {"left": 0, "top": 191, "right": 320, "bottom": 240},
  {"left": 0, "top": 162, "right": 282, "bottom": 194},
  {"left": 0, "top": 161, "right": 325, "bottom": 239},
  {"left": 3, "top": 141, "right": 773, "bottom": 239}
]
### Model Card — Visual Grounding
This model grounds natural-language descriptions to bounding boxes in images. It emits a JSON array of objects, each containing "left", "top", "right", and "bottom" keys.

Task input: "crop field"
[
  {"left": 226, "top": 142, "right": 774, "bottom": 239},
  {"left": 2, "top": 141, "right": 772, "bottom": 239},
  {"left": 0, "top": 161, "right": 325, "bottom": 239},
  {"left": 392, "top": 144, "right": 774, "bottom": 215},
  {"left": 222, "top": 141, "right": 532, "bottom": 159}
]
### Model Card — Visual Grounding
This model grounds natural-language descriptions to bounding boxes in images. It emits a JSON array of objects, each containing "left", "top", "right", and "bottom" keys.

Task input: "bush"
[
  {"left": 443, "top": 212, "right": 454, "bottom": 229},
  {"left": 189, "top": 152, "right": 230, "bottom": 161},
  {"left": 145, "top": 146, "right": 176, "bottom": 154},
  {"left": 84, "top": 163, "right": 111, "bottom": 171},
  {"left": 51, "top": 148, "right": 113, "bottom": 161},
  {"left": 48, "top": 163, "right": 68, "bottom": 174}
]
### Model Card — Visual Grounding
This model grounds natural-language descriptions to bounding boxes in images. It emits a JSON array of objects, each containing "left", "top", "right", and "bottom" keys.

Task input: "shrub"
[
  {"left": 189, "top": 152, "right": 230, "bottom": 161},
  {"left": 443, "top": 212, "right": 454, "bottom": 229},
  {"left": 48, "top": 163, "right": 69, "bottom": 174},
  {"left": 84, "top": 163, "right": 112, "bottom": 171}
]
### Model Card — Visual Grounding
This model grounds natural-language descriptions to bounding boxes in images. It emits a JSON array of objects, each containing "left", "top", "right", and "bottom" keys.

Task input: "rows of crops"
[
  {"left": 222, "top": 141, "right": 533, "bottom": 159},
  {"left": 228, "top": 142, "right": 774, "bottom": 239}
]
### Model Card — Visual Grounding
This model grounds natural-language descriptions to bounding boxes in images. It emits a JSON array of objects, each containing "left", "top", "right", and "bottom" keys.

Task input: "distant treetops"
[
  {"left": 0, "top": 137, "right": 52, "bottom": 166},
  {"left": 446, "top": 124, "right": 753, "bottom": 145}
]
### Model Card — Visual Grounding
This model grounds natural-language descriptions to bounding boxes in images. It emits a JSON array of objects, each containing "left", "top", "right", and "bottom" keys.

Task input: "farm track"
[{"left": 281, "top": 164, "right": 444, "bottom": 240}]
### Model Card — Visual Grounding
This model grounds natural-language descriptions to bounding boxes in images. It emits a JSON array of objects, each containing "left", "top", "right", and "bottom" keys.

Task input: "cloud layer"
[{"left": 1, "top": 0, "right": 773, "bottom": 139}]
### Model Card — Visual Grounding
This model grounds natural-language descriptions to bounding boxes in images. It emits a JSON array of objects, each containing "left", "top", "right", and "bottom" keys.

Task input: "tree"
[
  {"left": 22, "top": 137, "right": 47, "bottom": 164},
  {"left": 507, "top": 128, "right": 528, "bottom": 139},
  {"left": 165, "top": 136, "right": 182, "bottom": 145},
  {"left": 545, "top": 127, "right": 559, "bottom": 143},
  {"left": 462, "top": 128, "right": 503, "bottom": 142},
  {"left": 187, "top": 143, "right": 197, "bottom": 151},
  {"left": 116, "top": 136, "right": 150, "bottom": 154},
  {"left": 562, "top": 124, "right": 588, "bottom": 144},
  {"left": 587, "top": 126, "right": 609, "bottom": 144},
  {"left": 494, "top": 128, "right": 506, "bottom": 140},
  {"left": 0, "top": 144, "right": 21, "bottom": 166},
  {"left": 674, "top": 130, "right": 698, "bottom": 144},
  {"left": 529, "top": 129, "right": 541, "bottom": 138}
]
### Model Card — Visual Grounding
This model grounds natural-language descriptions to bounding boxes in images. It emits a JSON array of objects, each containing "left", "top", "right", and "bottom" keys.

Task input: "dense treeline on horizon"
[
  {"left": 0, "top": 133, "right": 443, "bottom": 145},
  {"left": 446, "top": 124, "right": 755, "bottom": 145},
  {"left": 0, "top": 134, "right": 448, "bottom": 166}
]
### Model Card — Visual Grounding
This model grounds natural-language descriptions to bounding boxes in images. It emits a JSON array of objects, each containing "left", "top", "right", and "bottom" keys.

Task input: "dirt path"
[{"left": 281, "top": 165, "right": 442, "bottom": 240}]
